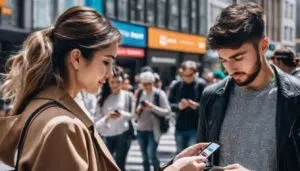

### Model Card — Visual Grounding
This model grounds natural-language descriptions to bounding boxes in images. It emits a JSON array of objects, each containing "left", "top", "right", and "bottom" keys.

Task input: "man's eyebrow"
[{"left": 219, "top": 51, "right": 247, "bottom": 60}]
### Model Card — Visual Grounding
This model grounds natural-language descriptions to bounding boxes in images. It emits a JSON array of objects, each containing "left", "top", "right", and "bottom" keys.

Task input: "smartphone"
[
  {"left": 140, "top": 100, "right": 146, "bottom": 106},
  {"left": 199, "top": 142, "right": 220, "bottom": 158}
]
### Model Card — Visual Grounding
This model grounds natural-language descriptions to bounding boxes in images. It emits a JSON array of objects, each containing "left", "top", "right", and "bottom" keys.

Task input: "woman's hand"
[
  {"left": 105, "top": 111, "right": 121, "bottom": 122},
  {"left": 171, "top": 156, "right": 207, "bottom": 171}
]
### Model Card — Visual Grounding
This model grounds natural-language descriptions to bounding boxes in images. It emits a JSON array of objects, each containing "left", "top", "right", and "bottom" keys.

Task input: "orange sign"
[
  {"left": 148, "top": 27, "right": 207, "bottom": 54},
  {"left": 0, "top": 0, "right": 6, "bottom": 6},
  {"left": 1, "top": 7, "right": 12, "bottom": 15}
]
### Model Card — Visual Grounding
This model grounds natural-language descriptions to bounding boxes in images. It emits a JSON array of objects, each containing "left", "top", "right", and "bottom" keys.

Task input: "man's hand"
[
  {"left": 174, "top": 143, "right": 209, "bottom": 161},
  {"left": 187, "top": 99, "right": 199, "bottom": 110},
  {"left": 223, "top": 164, "right": 250, "bottom": 171},
  {"left": 179, "top": 99, "right": 189, "bottom": 110}
]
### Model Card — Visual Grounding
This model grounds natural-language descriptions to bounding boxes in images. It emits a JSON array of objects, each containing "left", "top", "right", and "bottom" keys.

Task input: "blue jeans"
[
  {"left": 103, "top": 131, "right": 132, "bottom": 171},
  {"left": 175, "top": 129, "right": 197, "bottom": 154},
  {"left": 137, "top": 131, "right": 160, "bottom": 171}
]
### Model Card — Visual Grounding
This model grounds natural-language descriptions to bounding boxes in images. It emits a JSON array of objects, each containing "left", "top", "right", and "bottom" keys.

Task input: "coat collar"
[
  {"left": 34, "top": 85, "right": 94, "bottom": 128},
  {"left": 215, "top": 65, "right": 300, "bottom": 98}
]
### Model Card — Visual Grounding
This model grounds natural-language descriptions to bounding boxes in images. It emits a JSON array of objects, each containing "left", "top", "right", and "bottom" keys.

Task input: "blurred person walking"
[
  {"left": 271, "top": 47, "right": 300, "bottom": 78},
  {"left": 135, "top": 71, "right": 171, "bottom": 171},
  {"left": 168, "top": 61, "right": 206, "bottom": 154},
  {"left": 94, "top": 66, "right": 135, "bottom": 171}
]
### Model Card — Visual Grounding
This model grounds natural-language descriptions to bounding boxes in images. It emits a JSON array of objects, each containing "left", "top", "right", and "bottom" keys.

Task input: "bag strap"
[
  {"left": 152, "top": 90, "right": 162, "bottom": 119},
  {"left": 135, "top": 89, "right": 143, "bottom": 109},
  {"left": 127, "top": 93, "right": 132, "bottom": 113},
  {"left": 14, "top": 100, "right": 69, "bottom": 171}
]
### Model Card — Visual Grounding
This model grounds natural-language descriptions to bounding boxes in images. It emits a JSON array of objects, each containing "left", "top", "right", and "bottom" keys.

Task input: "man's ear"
[
  {"left": 68, "top": 49, "right": 82, "bottom": 70},
  {"left": 260, "top": 37, "right": 269, "bottom": 56}
]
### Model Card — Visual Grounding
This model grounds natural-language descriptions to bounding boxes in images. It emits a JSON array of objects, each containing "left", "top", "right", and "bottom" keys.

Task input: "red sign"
[{"left": 117, "top": 46, "right": 144, "bottom": 58}]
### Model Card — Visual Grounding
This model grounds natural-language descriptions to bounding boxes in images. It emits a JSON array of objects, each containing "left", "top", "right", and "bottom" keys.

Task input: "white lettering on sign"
[
  {"left": 119, "top": 29, "right": 144, "bottom": 40},
  {"left": 180, "top": 40, "right": 194, "bottom": 45},
  {"left": 159, "top": 35, "right": 177, "bottom": 46},
  {"left": 151, "top": 56, "right": 177, "bottom": 64},
  {"left": 130, "top": 31, "right": 144, "bottom": 39},
  {"left": 120, "top": 30, "right": 130, "bottom": 37}
]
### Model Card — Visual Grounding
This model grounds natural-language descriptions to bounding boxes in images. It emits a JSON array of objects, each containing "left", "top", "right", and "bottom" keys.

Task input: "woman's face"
[
  {"left": 75, "top": 42, "right": 118, "bottom": 94},
  {"left": 109, "top": 76, "right": 123, "bottom": 93}
]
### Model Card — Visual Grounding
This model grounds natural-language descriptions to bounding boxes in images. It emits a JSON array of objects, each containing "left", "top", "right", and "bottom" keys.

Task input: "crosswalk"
[{"left": 125, "top": 126, "right": 177, "bottom": 171}]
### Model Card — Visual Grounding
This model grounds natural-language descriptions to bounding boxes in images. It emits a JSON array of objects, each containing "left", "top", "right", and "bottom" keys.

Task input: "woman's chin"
[{"left": 85, "top": 86, "right": 102, "bottom": 95}]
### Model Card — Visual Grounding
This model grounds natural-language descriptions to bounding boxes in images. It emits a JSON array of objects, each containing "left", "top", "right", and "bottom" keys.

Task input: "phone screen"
[{"left": 199, "top": 142, "right": 220, "bottom": 158}]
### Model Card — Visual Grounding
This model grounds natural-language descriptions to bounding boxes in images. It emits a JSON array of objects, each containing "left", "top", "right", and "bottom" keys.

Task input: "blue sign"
[
  {"left": 111, "top": 21, "right": 147, "bottom": 48},
  {"left": 85, "top": 0, "right": 104, "bottom": 14}
]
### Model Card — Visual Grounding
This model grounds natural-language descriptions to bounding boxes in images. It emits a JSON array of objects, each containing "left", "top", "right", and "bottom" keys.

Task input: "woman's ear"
[{"left": 68, "top": 49, "right": 82, "bottom": 70}]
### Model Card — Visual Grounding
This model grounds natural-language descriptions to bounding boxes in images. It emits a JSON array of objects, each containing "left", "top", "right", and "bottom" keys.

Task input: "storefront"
[
  {"left": 147, "top": 27, "right": 207, "bottom": 85},
  {"left": 111, "top": 20, "right": 147, "bottom": 81},
  {"left": 0, "top": 1, "right": 30, "bottom": 73},
  {"left": 147, "top": 50, "right": 179, "bottom": 87}
]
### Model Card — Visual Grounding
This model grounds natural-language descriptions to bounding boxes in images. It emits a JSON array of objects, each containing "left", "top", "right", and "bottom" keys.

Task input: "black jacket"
[
  {"left": 197, "top": 66, "right": 300, "bottom": 171},
  {"left": 168, "top": 78, "right": 206, "bottom": 130}
]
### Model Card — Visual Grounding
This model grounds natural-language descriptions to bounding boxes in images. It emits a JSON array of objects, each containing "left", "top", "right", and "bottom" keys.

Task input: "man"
[
  {"left": 169, "top": 61, "right": 206, "bottom": 154},
  {"left": 134, "top": 71, "right": 171, "bottom": 171},
  {"left": 196, "top": 3, "right": 300, "bottom": 171},
  {"left": 271, "top": 47, "right": 300, "bottom": 78}
]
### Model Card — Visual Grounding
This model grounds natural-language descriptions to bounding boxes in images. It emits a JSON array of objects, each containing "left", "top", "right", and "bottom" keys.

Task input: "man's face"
[
  {"left": 218, "top": 42, "right": 262, "bottom": 86},
  {"left": 182, "top": 68, "right": 196, "bottom": 83}
]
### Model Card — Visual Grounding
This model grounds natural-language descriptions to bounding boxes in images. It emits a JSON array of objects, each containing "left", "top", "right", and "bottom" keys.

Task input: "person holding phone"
[
  {"left": 168, "top": 61, "right": 206, "bottom": 154},
  {"left": 94, "top": 66, "right": 135, "bottom": 171},
  {"left": 197, "top": 2, "right": 300, "bottom": 171}
]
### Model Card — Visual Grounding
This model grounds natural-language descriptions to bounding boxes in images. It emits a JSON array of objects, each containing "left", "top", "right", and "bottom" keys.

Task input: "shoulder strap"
[
  {"left": 135, "top": 89, "right": 143, "bottom": 109},
  {"left": 127, "top": 93, "right": 132, "bottom": 112},
  {"left": 175, "top": 81, "right": 184, "bottom": 102},
  {"left": 154, "top": 89, "right": 160, "bottom": 106},
  {"left": 194, "top": 81, "right": 200, "bottom": 100},
  {"left": 15, "top": 100, "right": 68, "bottom": 171}
]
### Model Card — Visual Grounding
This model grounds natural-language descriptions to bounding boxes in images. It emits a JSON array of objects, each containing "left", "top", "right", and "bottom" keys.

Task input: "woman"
[
  {"left": 94, "top": 66, "right": 134, "bottom": 171},
  {"left": 0, "top": 6, "right": 207, "bottom": 171}
]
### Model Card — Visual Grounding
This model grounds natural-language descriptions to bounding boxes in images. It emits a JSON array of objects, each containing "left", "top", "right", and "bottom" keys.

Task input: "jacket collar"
[
  {"left": 34, "top": 85, "right": 94, "bottom": 128},
  {"left": 215, "top": 65, "right": 300, "bottom": 98}
]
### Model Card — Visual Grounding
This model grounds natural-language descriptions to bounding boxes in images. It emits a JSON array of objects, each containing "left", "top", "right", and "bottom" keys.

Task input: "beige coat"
[
  {"left": 0, "top": 86, "right": 120, "bottom": 171},
  {"left": 0, "top": 86, "right": 178, "bottom": 171}
]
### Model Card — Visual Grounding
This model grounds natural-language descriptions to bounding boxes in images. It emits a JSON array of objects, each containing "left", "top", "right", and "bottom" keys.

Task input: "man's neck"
[{"left": 243, "top": 63, "right": 274, "bottom": 90}]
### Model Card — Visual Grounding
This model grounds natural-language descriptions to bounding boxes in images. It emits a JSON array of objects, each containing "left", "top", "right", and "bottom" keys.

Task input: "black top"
[{"left": 168, "top": 79, "right": 206, "bottom": 131}]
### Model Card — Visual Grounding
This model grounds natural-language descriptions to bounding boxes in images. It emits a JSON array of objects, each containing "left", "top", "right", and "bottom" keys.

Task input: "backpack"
[{"left": 136, "top": 89, "right": 170, "bottom": 134}]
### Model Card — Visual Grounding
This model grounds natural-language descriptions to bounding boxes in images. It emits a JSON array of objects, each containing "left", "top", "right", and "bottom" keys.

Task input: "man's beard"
[{"left": 233, "top": 54, "right": 262, "bottom": 87}]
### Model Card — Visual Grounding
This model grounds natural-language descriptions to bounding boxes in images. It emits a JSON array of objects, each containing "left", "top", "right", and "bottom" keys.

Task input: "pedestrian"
[
  {"left": 0, "top": 6, "right": 209, "bottom": 171},
  {"left": 94, "top": 66, "right": 135, "bottom": 171},
  {"left": 271, "top": 47, "right": 300, "bottom": 78},
  {"left": 168, "top": 61, "right": 206, "bottom": 154},
  {"left": 197, "top": 3, "right": 300, "bottom": 171},
  {"left": 122, "top": 73, "right": 133, "bottom": 92},
  {"left": 135, "top": 71, "right": 171, "bottom": 171},
  {"left": 154, "top": 72, "right": 162, "bottom": 89}
]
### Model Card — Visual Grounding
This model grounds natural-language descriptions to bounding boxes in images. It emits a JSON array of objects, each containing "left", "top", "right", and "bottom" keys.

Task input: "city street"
[{"left": 126, "top": 126, "right": 176, "bottom": 171}]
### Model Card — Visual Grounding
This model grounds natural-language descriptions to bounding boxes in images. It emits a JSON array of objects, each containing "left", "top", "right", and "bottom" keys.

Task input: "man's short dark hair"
[
  {"left": 208, "top": 3, "right": 265, "bottom": 49},
  {"left": 180, "top": 61, "right": 199, "bottom": 73},
  {"left": 272, "top": 47, "right": 297, "bottom": 67}
]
